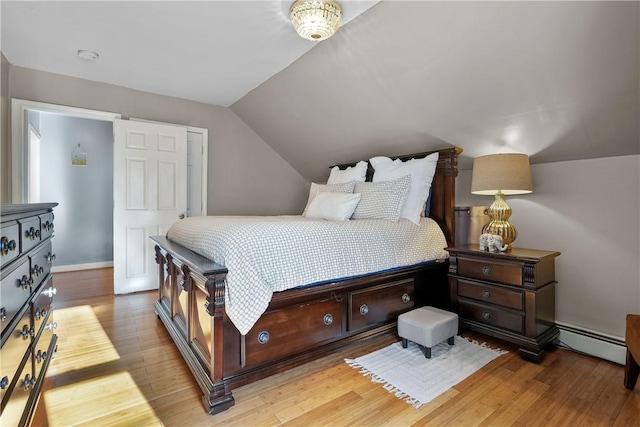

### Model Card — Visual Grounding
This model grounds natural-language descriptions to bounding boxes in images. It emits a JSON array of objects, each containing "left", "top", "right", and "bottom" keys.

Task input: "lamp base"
[{"left": 482, "top": 192, "right": 517, "bottom": 246}]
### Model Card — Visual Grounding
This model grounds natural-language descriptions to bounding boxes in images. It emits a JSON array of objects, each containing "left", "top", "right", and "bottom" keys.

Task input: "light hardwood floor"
[{"left": 32, "top": 268, "right": 639, "bottom": 426}]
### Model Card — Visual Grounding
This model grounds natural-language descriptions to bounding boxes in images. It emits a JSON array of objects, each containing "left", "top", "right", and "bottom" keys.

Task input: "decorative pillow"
[
  {"left": 369, "top": 153, "right": 439, "bottom": 225},
  {"left": 302, "top": 181, "right": 356, "bottom": 215},
  {"left": 352, "top": 175, "right": 411, "bottom": 222},
  {"left": 304, "top": 192, "right": 361, "bottom": 221},
  {"left": 327, "top": 161, "right": 368, "bottom": 184}
]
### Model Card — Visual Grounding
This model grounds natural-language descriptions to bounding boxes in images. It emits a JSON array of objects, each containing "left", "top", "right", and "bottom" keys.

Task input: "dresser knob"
[
  {"left": 483, "top": 290, "right": 492, "bottom": 299},
  {"left": 21, "top": 374, "right": 35, "bottom": 390},
  {"left": 36, "top": 350, "right": 47, "bottom": 363},
  {"left": 20, "top": 324, "right": 33, "bottom": 340},
  {"left": 359, "top": 304, "right": 369, "bottom": 315},
  {"left": 44, "top": 287, "right": 57, "bottom": 298},
  {"left": 46, "top": 252, "right": 56, "bottom": 263},
  {"left": 401, "top": 293, "right": 411, "bottom": 303},
  {"left": 18, "top": 275, "right": 33, "bottom": 290},
  {"left": 45, "top": 321, "right": 57, "bottom": 332},
  {"left": 35, "top": 307, "right": 47, "bottom": 321},
  {"left": 0, "top": 376, "right": 8, "bottom": 389},
  {"left": 482, "top": 266, "right": 492, "bottom": 277},
  {"left": 257, "top": 331, "right": 270, "bottom": 344},
  {"left": 0, "top": 307, "right": 6, "bottom": 321},
  {"left": 323, "top": 313, "right": 333, "bottom": 325},
  {"left": 482, "top": 311, "right": 492, "bottom": 321}
]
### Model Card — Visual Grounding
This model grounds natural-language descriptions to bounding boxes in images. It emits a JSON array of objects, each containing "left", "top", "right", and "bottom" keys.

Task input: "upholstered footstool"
[{"left": 398, "top": 306, "right": 459, "bottom": 358}]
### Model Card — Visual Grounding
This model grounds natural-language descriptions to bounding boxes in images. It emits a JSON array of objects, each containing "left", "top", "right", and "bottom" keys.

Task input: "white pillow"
[
  {"left": 302, "top": 181, "right": 355, "bottom": 215},
  {"left": 352, "top": 175, "right": 411, "bottom": 222},
  {"left": 304, "top": 192, "right": 361, "bottom": 221},
  {"left": 327, "top": 161, "right": 368, "bottom": 184},
  {"left": 369, "top": 153, "right": 439, "bottom": 225}
]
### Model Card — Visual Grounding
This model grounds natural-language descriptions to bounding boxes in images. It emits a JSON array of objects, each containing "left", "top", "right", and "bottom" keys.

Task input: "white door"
[{"left": 113, "top": 119, "right": 187, "bottom": 294}]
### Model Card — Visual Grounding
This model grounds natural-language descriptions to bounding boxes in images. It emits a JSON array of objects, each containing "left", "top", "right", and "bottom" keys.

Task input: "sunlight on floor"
[
  {"left": 46, "top": 306, "right": 120, "bottom": 376},
  {"left": 43, "top": 371, "right": 163, "bottom": 426}
]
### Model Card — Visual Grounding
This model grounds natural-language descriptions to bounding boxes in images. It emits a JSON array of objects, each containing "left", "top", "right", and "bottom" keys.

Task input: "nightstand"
[{"left": 447, "top": 244, "right": 560, "bottom": 362}]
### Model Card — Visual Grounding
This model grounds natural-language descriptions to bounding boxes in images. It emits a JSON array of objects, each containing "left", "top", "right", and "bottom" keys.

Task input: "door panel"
[{"left": 114, "top": 120, "right": 187, "bottom": 294}]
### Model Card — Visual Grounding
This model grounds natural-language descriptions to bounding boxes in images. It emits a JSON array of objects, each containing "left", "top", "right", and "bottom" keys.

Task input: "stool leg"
[
  {"left": 425, "top": 347, "right": 431, "bottom": 359},
  {"left": 448, "top": 336, "right": 455, "bottom": 345},
  {"left": 402, "top": 338, "right": 408, "bottom": 348}
]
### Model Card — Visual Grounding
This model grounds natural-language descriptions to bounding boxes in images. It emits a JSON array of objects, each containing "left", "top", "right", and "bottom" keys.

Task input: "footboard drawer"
[
  {"left": 244, "top": 297, "right": 344, "bottom": 367},
  {"left": 348, "top": 279, "right": 414, "bottom": 332}
]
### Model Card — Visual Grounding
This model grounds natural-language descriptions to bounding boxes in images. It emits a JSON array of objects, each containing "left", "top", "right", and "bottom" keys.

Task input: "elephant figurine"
[{"left": 479, "top": 233, "right": 508, "bottom": 252}]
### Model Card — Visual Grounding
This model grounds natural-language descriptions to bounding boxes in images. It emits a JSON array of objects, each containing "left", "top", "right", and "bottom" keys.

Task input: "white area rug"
[{"left": 345, "top": 337, "right": 508, "bottom": 408}]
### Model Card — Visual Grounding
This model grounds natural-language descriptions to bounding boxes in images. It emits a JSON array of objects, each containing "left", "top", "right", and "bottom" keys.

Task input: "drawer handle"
[
  {"left": 0, "top": 376, "right": 8, "bottom": 390},
  {"left": 43, "top": 221, "right": 54, "bottom": 232},
  {"left": 323, "top": 313, "right": 333, "bottom": 325},
  {"left": 26, "top": 227, "right": 40, "bottom": 240},
  {"left": 18, "top": 275, "right": 34, "bottom": 290},
  {"left": 0, "top": 307, "right": 6, "bottom": 321},
  {"left": 32, "top": 264, "right": 44, "bottom": 277},
  {"left": 359, "top": 304, "right": 369, "bottom": 316},
  {"left": 20, "top": 324, "right": 34, "bottom": 340},
  {"left": 401, "top": 293, "right": 411, "bottom": 303},
  {"left": 36, "top": 350, "right": 48, "bottom": 363},
  {"left": 0, "top": 237, "right": 17, "bottom": 255},
  {"left": 482, "top": 266, "right": 492, "bottom": 277},
  {"left": 45, "top": 321, "right": 57, "bottom": 332},
  {"left": 483, "top": 290, "right": 492, "bottom": 299},
  {"left": 35, "top": 307, "right": 47, "bottom": 321},
  {"left": 44, "top": 287, "right": 57, "bottom": 298},
  {"left": 46, "top": 252, "right": 57, "bottom": 263},
  {"left": 257, "top": 331, "right": 270, "bottom": 344},
  {"left": 482, "top": 311, "right": 492, "bottom": 321},
  {"left": 21, "top": 374, "right": 35, "bottom": 391}
]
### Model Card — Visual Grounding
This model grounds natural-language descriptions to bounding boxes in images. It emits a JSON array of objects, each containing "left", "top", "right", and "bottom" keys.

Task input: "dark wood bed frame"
[{"left": 151, "top": 147, "right": 461, "bottom": 415}]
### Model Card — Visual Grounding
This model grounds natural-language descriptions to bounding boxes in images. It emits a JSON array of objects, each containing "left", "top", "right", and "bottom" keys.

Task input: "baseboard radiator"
[
  {"left": 556, "top": 322, "right": 626, "bottom": 365},
  {"left": 52, "top": 261, "right": 113, "bottom": 273}
]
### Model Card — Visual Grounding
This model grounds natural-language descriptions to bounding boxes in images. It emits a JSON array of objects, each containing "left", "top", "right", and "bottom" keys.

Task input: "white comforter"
[{"left": 166, "top": 216, "right": 448, "bottom": 335}]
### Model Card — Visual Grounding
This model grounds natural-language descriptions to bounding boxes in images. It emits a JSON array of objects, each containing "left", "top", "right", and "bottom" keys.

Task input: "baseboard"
[
  {"left": 52, "top": 261, "right": 113, "bottom": 273},
  {"left": 556, "top": 322, "right": 626, "bottom": 365}
]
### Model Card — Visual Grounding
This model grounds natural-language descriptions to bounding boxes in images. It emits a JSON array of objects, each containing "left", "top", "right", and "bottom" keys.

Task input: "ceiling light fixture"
[
  {"left": 290, "top": 0, "right": 342, "bottom": 41},
  {"left": 77, "top": 50, "right": 99, "bottom": 61}
]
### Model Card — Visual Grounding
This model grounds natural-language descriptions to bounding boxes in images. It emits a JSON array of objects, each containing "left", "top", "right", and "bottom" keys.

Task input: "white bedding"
[{"left": 166, "top": 216, "right": 448, "bottom": 335}]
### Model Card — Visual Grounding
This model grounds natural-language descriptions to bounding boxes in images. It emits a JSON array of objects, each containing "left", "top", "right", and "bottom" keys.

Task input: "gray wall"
[
  {"left": 38, "top": 113, "right": 113, "bottom": 266},
  {"left": 456, "top": 155, "right": 640, "bottom": 339},
  {"left": 6, "top": 65, "right": 310, "bottom": 215},
  {"left": 1, "top": 53, "right": 9, "bottom": 203}
]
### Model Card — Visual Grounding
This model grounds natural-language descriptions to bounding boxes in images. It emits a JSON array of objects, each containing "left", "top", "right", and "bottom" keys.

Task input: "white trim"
[
  {"left": 11, "top": 99, "right": 121, "bottom": 203},
  {"left": 52, "top": 261, "right": 114, "bottom": 273},
  {"left": 556, "top": 321, "right": 626, "bottom": 365},
  {"left": 130, "top": 117, "right": 208, "bottom": 215}
]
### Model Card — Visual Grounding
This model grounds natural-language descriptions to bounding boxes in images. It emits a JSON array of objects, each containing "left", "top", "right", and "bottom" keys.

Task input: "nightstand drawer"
[
  {"left": 457, "top": 258, "right": 522, "bottom": 286},
  {"left": 458, "top": 298, "right": 524, "bottom": 333},
  {"left": 457, "top": 279, "right": 523, "bottom": 310}
]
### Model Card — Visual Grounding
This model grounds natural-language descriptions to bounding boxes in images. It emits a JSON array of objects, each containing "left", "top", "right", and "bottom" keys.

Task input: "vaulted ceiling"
[{"left": 2, "top": 1, "right": 638, "bottom": 182}]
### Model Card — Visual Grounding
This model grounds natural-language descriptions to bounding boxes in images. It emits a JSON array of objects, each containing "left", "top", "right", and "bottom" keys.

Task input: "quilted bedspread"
[{"left": 166, "top": 216, "right": 448, "bottom": 335}]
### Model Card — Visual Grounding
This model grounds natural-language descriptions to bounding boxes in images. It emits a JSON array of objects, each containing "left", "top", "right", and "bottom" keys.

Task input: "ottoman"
[{"left": 397, "top": 306, "right": 459, "bottom": 358}]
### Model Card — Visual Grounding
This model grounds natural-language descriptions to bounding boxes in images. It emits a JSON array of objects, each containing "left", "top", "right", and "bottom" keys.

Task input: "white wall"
[{"left": 456, "top": 155, "right": 640, "bottom": 339}]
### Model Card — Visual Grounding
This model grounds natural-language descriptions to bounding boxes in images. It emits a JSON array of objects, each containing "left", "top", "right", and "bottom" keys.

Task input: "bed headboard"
[{"left": 332, "top": 147, "right": 462, "bottom": 247}]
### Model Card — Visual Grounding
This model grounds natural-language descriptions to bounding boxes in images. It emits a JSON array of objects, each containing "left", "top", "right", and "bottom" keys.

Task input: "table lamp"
[{"left": 471, "top": 153, "right": 532, "bottom": 247}]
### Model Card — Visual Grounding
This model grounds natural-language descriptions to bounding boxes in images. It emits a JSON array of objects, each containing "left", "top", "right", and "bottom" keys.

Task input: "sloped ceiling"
[{"left": 231, "top": 1, "right": 639, "bottom": 182}]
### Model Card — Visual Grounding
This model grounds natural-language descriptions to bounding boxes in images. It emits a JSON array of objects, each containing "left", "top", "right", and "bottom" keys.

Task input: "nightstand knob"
[
  {"left": 401, "top": 293, "right": 411, "bottom": 303},
  {"left": 482, "top": 290, "right": 492, "bottom": 299},
  {"left": 359, "top": 304, "right": 369, "bottom": 315},
  {"left": 323, "top": 313, "right": 333, "bottom": 325},
  {"left": 482, "top": 311, "right": 492, "bottom": 321},
  {"left": 482, "top": 266, "right": 492, "bottom": 277},
  {"left": 257, "top": 331, "right": 270, "bottom": 344}
]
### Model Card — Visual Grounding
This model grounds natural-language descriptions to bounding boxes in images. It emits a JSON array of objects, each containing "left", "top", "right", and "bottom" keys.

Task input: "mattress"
[{"left": 166, "top": 215, "right": 448, "bottom": 334}]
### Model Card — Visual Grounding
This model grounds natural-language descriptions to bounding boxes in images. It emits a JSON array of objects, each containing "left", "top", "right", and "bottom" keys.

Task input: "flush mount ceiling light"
[
  {"left": 290, "top": 0, "right": 342, "bottom": 41},
  {"left": 77, "top": 50, "right": 99, "bottom": 61}
]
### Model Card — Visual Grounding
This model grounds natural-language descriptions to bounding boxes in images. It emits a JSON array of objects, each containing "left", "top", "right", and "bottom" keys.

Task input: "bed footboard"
[{"left": 152, "top": 236, "right": 449, "bottom": 415}]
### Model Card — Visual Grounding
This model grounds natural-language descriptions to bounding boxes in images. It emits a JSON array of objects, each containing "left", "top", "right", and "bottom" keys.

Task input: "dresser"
[
  {"left": 447, "top": 244, "right": 560, "bottom": 362},
  {"left": 1, "top": 203, "right": 58, "bottom": 426}
]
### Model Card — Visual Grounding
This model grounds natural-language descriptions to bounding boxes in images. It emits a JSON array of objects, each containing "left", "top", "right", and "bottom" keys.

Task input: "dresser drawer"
[
  {"left": 0, "top": 308, "right": 32, "bottom": 403},
  {"left": 0, "top": 355, "right": 33, "bottom": 427},
  {"left": 0, "top": 260, "right": 33, "bottom": 336},
  {"left": 349, "top": 279, "right": 414, "bottom": 332},
  {"left": 245, "top": 297, "right": 343, "bottom": 367},
  {"left": 33, "top": 276, "right": 54, "bottom": 338},
  {"left": 0, "top": 222, "right": 20, "bottom": 265},
  {"left": 18, "top": 217, "right": 41, "bottom": 254},
  {"left": 39, "top": 213, "right": 55, "bottom": 241},
  {"left": 34, "top": 310, "right": 57, "bottom": 382},
  {"left": 458, "top": 298, "right": 524, "bottom": 333},
  {"left": 457, "top": 257, "right": 522, "bottom": 287},
  {"left": 29, "top": 241, "right": 53, "bottom": 290},
  {"left": 457, "top": 279, "right": 523, "bottom": 310}
]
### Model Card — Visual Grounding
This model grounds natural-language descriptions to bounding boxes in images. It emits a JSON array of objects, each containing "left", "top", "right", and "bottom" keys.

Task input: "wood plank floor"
[{"left": 32, "top": 268, "right": 639, "bottom": 426}]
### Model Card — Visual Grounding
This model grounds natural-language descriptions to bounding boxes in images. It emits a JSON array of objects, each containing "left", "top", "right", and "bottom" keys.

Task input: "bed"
[{"left": 151, "top": 147, "right": 461, "bottom": 414}]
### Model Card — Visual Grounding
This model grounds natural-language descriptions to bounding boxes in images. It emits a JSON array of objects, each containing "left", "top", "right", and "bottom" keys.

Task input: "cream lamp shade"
[{"left": 471, "top": 153, "right": 533, "bottom": 247}]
